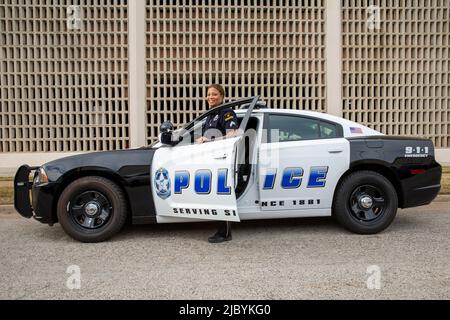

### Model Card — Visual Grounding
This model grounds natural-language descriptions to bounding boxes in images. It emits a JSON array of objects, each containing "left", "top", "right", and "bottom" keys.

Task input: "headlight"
[{"left": 33, "top": 167, "right": 49, "bottom": 186}]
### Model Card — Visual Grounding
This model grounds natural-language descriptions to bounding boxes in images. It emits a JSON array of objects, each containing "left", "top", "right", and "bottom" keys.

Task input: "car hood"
[{"left": 43, "top": 148, "right": 158, "bottom": 182}]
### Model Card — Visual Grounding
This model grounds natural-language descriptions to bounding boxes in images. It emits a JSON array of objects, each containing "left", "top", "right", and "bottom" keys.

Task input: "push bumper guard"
[{"left": 14, "top": 165, "right": 38, "bottom": 218}]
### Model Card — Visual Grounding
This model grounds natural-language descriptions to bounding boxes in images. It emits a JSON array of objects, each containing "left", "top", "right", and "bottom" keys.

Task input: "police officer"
[{"left": 197, "top": 84, "right": 238, "bottom": 243}]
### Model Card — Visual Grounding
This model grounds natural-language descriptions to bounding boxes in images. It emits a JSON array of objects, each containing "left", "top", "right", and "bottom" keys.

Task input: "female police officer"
[{"left": 196, "top": 84, "right": 238, "bottom": 243}]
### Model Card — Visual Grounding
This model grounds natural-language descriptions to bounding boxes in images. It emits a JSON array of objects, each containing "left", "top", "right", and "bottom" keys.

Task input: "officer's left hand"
[{"left": 196, "top": 136, "right": 209, "bottom": 144}]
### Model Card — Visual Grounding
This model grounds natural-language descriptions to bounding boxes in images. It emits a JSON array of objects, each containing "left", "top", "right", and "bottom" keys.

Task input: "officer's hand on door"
[{"left": 196, "top": 136, "right": 208, "bottom": 144}]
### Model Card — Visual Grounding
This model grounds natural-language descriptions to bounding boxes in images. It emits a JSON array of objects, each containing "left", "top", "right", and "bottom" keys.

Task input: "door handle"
[
  {"left": 214, "top": 154, "right": 228, "bottom": 160},
  {"left": 328, "top": 149, "right": 343, "bottom": 154}
]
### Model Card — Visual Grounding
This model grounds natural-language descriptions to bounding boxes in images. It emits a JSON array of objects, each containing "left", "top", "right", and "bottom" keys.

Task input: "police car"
[{"left": 14, "top": 96, "right": 442, "bottom": 242}]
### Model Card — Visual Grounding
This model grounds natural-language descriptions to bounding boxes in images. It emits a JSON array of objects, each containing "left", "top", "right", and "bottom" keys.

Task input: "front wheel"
[
  {"left": 333, "top": 170, "right": 398, "bottom": 234},
  {"left": 57, "top": 176, "right": 127, "bottom": 242}
]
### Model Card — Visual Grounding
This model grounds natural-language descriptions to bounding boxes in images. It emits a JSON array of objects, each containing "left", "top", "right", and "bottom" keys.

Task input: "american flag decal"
[{"left": 350, "top": 127, "right": 363, "bottom": 134}]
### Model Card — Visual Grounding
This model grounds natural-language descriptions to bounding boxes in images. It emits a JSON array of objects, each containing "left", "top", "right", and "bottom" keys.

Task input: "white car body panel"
[
  {"left": 153, "top": 108, "right": 383, "bottom": 223},
  {"left": 153, "top": 136, "right": 241, "bottom": 223},
  {"left": 257, "top": 138, "right": 350, "bottom": 214}
]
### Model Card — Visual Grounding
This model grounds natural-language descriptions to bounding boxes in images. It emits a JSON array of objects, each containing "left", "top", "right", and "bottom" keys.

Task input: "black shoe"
[{"left": 208, "top": 232, "right": 232, "bottom": 243}]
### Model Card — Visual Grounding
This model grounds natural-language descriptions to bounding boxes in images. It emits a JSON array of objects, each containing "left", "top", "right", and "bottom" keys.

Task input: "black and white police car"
[{"left": 15, "top": 96, "right": 442, "bottom": 242}]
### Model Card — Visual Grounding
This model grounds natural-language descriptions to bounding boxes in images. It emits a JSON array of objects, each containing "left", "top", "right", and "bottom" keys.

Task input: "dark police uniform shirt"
[{"left": 202, "top": 108, "right": 239, "bottom": 140}]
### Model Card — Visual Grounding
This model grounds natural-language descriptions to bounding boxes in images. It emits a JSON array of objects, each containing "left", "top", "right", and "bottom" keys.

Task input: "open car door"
[{"left": 151, "top": 96, "right": 259, "bottom": 222}]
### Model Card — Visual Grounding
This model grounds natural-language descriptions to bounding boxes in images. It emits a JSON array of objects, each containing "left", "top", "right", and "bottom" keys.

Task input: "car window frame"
[
  {"left": 173, "top": 96, "right": 259, "bottom": 146},
  {"left": 181, "top": 97, "right": 258, "bottom": 132},
  {"left": 176, "top": 113, "right": 261, "bottom": 146},
  {"left": 263, "top": 113, "right": 344, "bottom": 143}
]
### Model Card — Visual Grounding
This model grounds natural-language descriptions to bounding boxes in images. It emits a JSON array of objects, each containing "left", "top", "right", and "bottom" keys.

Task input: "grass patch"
[
  {"left": 0, "top": 187, "right": 13, "bottom": 205},
  {"left": 442, "top": 169, "right": 450, "bottom": 194}
]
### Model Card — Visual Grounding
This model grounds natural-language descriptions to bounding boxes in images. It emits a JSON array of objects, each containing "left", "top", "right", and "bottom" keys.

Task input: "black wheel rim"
[
  {"left": 349, "top": 184, "right": 386, "bottom": 223},
  {"left": 69, "top": 191, "right": 112, "bottom": 229}
]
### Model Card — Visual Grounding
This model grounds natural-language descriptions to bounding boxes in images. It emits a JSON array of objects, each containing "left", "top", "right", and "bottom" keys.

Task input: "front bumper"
[{"left": 14, "top": 165, "right": 57, "bottom": 224}]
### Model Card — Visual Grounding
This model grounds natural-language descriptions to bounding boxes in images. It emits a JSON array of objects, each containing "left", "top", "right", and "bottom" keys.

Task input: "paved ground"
[{"left": 1, "top": 197, "right": 449, "bottom": 300}]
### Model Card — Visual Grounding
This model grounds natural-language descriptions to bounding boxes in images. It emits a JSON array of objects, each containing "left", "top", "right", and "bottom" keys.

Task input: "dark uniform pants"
[{"left": 217, "top": 221, "right": 232, "bottom": 237}]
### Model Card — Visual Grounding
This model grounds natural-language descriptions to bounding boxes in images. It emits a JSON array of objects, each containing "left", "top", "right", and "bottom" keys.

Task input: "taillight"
[{"left": 410, "top": 169, "right": 426, "bottom": 175}]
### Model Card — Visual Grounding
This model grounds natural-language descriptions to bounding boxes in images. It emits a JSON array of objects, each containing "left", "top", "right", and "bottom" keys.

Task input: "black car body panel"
[
  {"left": 19, "top": 148, "right": 158, "bottom": 225},
  {"left": 347, "top": 136, "right": 441, "bottom": 208}
]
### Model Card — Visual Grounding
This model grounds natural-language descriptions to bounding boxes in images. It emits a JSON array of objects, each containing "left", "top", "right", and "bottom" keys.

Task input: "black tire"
[
  {"left": 57, "top": 176, "right": 127, "bottom": 242},
  {"left": 332, "top": 170, "right": 398, "bottom": 234}
]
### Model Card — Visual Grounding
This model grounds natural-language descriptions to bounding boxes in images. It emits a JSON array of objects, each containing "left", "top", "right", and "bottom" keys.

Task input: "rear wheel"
[
  {"left": 333, "top": 170, "right": 398, "bottom": 234},
  {"left": 57, "top": 176, "right": 127, "bottom": 242}
]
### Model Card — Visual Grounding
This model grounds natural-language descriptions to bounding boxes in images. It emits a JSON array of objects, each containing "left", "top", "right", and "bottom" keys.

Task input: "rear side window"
[
  {"left": 320, "top": 121, "right": 338, "bottom": 139},
  {"left": 267, "top": 114, "right": 340, "bottom": 142}
]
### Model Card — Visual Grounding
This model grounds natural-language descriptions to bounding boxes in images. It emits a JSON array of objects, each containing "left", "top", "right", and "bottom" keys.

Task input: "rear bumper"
[
  {"left": 399, "top": 161, "right": 442, "bottom": 208},
  {"left": 14, "top": 165, "right": 57, "bottom": 224}
]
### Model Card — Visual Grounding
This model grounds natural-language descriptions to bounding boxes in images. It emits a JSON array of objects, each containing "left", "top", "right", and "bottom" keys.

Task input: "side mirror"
[
  {"left": 159, "top": 121, "right": 175, "bottom": 146},
  {"left": 160, "top": 121, "right": 174, "bottom": 133}
]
